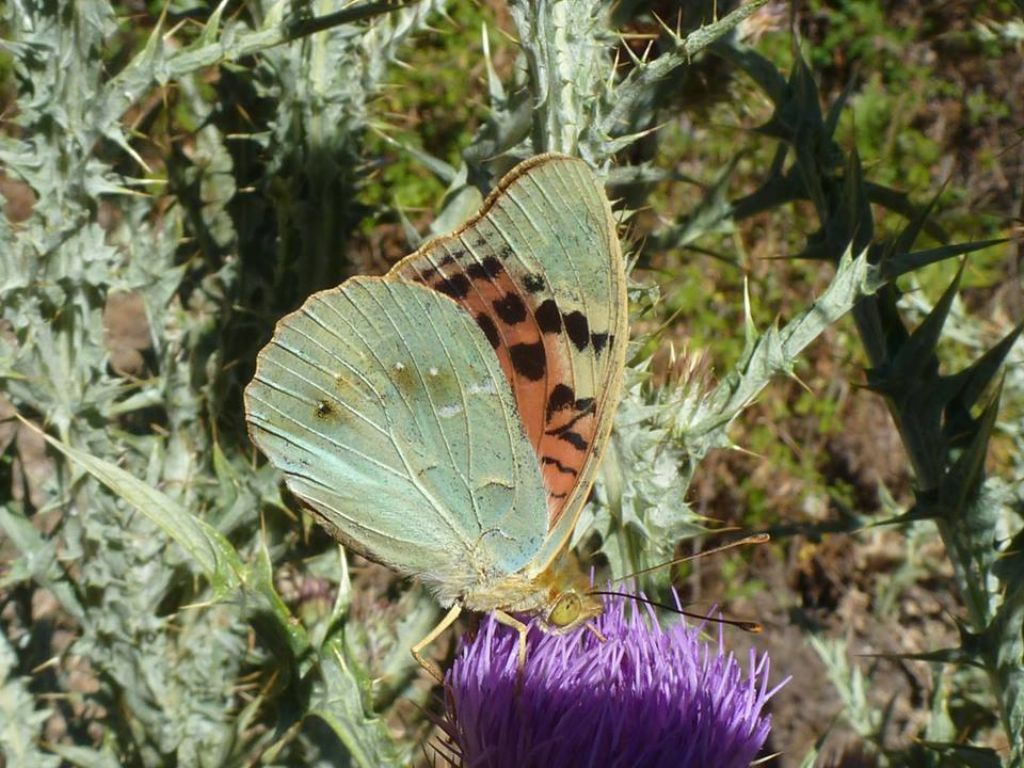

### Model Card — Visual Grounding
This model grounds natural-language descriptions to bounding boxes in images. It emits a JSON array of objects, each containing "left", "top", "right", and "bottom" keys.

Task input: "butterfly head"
[
  {"left": 539, "top": 588, "right": 603, "bottom": 634},
  {"left": 532, "top": 550, "right": 604, "bottom": 634}
]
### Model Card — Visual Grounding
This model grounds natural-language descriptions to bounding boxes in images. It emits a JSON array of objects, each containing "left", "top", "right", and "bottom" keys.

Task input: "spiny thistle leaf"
[
  {"left": 45, "top": 743, "right": 122, "bottom": 768},
  {"left": 595, "top": 0, "right": 768, "bottom": 153},
  {"left": 991, "top": 528, "right": 1024, "bottom": 586},
  {"left": 754, "top": 53, "right": 828, "bottom": 146},
  {"left": 880, "top": 239, "right": 1008, "bottom": 283},
  {"left": 797, "top": 147, "right": 873, "bottom": 261},
  {"left": 823, "top": 76, "right": 856, "bottom": 137},
  {"left": 25, "top": 419, "right": 245, "bottom": 595},
  {"left": 0, "top": 505, "right": 84, "bottom": 620},
  {"left": 716, "top": 44, "right": 1022, "bottom": 761},
  {"left": 310, "top": 637, "right": 405, "bottom": 768},
  {"left": 694, "top": 247, "right": 875, "bottom": 448},
  {"left": 713, "top": 39, "right": 788, "bottom": 103},
  {"left": 865, "top": 263, "right": 963, "bottom": 400},
  {"left": 941, "top": 386, "right": 1003, "bottom": 513},
  {"left": 0, "top": 634, "right": 61, "bottom": 768},
  {"left": 941, "top": 324, "right": 1023, "bottom": 445}
]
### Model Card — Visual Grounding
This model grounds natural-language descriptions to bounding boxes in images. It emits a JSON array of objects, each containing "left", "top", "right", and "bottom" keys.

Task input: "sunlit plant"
[{"left": 0, "top": 0, "right": 1019, "bottom": 765}]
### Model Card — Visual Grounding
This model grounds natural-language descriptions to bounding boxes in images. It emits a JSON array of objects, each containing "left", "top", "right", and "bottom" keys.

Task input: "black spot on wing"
[
  {"left": 563, "top": 311, "right": 590, "bottom": 350},
  {"left": 509, "top": 341, "right": 546, "bottom": 381},
  {"left": 439, "top": 254, "right": 456, "bottom": 267},
  {"left": 545, "top": 403, "right": 594, "bottom": 436},
  {"left": 466, "top": 256, "right": 504, "bottom": 281},
  {"left": 435, "top": 273, "right": 471, "bottom": 299},
  {"left": 547, "top": 384, "right": 575, "bottom": 416},
  {"left": 494, "top": 293, "right": 527, "bottom": 325},
  {"left": 591, "top": 332, "right": 609, "bottom": 354},
  {"left": 536, "top": 299, "right": 562, "bottom": 334},
  {"left": 498, "top": 245, "right": 514, "bottom": 261},
  {"left": 557, "top": 430, "right": 589, "bottom": 451},
  {"left": 523, "top": 273, "right": 545, "bottom": 293},
  {"left": 315, "top": 400, "right": 334, "bottom": 418},
  {"left": 542, "top": 456, "right": 579, "bottom": 475},
  {"left": 475, "top": 313, "right": 500, "bottom": 349}
]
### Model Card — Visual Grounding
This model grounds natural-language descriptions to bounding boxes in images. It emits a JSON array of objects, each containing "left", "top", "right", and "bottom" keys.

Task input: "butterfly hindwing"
[
  {"left": 392, "top": 155, "right": 627, "bottom": 565},
  {"left": 244, "top": 278, "right": 549, "bottom": 602}
]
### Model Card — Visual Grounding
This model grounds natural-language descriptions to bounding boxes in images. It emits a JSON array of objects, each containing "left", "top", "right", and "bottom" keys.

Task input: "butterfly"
[{"left": 244, "top": 153, "right": 627, "bottom": 680}]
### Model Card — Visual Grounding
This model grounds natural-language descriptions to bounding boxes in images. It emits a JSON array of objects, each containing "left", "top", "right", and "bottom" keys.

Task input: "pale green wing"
[
  {"left": 244, "top": 278, "right": 549, "bottom": 604},
  {"left": 390, "top": 155, "right": 628, "bottom": 575}
]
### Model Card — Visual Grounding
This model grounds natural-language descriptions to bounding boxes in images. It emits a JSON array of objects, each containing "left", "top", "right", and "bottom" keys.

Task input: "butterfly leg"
[
  {"left": 411, "top": 603, "right": 462, "bottom": 684},
  {"left": 493, "top": 609, "right": 530, "bottom": 678}
]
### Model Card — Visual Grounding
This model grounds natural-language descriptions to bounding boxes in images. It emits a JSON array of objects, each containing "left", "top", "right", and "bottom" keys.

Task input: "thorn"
[
  {"left": 495, "top": 25, "right": 519, "bottom": 45},
  {"left": 621, "top": 41, "right": 644, "bottom": 67},
  {"left": 650, "top": 11, "right": 675, "bottom": 41},
  {"left": 163, "top": 17, "right": 189, "bottom": 39},
  {"left": 789, "top": 370, "right": 812, "bottom": 394},
  {"left": 609, "top": 47, "right": 622, "bottom": 86},
  {"left": 641, "top": 38, "right": 656, "bottom": 64}
]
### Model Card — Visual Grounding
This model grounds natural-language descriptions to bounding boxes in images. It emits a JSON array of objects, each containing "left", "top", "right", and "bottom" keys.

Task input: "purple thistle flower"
[{"left": 438, "top": 592, "right": 784, "bottom": 768}]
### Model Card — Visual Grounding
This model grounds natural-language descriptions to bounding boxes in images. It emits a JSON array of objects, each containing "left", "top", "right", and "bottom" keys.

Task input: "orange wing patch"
[{"left": 393, "top": 239, "right": 615, "bottom": 525}]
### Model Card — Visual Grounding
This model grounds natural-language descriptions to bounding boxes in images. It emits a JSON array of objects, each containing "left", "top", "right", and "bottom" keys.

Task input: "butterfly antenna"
[
  {"left": 613, "top": 532, "right": 769, "bottom": 582},
  {"left": 588, "top": 590, "right": 762, "bottom": 633}
]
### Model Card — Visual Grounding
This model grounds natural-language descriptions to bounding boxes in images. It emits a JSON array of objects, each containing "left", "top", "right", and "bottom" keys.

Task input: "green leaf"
[
  {"left": 598, "top": 1, "right": 770, "bottom": 152},
  {"left": 939, "top": 324, "right": 1022, "bottom": 449},
  {"left": 914, "top": 742, "right": 1002, "bottom": 768},
  {"left": 248, "top": 530, "right": 312, "bottom": 668},
  {"left": 0, "top": 505, "right": 84, "bottom": 621},
  {"left": 1, "top": 634, "right": 61, "bottom": 768},
  {"left": 992, "top": 527, "right": 1024, "bottom": 586},
  {"left": 941, "top": 384, "right": 1002, "bottom": 514},
  {"left": 46, "top": 744, "right": 122, "bottom": 768},
  {"left": 309, "top": 636, "right": 404, "bottom": 768},
  {"left": 713, "top": 39, "right": 788, "bottom": 105},
  {"left": 794, "top": 147, "right": 872, "bottom": 261},
  {"left": 24, "top": 418, "right": 245, "bottom": 596},
  {"left": 865, "top": 181, "right": 948, "bottom": 243},
  {"left": 823, "top": 76, "right": 855, "bottom": 138},
  {"left": 867, "top": 263, "right": 963, "bottom": 397},
  {"left": 284, "top": 1, "right": 417, "bottom": 40},
  {"left": 695, "top": 247, "right": 874, "bottom": 441},
  {"left": 880, "top": 239, "right": 1007, "bottom": 283}
]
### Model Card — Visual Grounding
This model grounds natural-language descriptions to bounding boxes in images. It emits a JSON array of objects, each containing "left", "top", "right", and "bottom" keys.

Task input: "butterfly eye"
[{"left": 547, "top": 591, "right": 583, "bottom": 628}]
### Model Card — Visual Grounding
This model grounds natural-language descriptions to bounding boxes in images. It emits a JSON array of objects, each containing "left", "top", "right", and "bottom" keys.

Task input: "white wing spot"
[
  {"left": 466, "top": 379, "right": 497, "bottom": 396},
  {"left": 428, "top": 367, "right": 439, "bottom": 377},
  {"left": 437, "top": 403, "right": 463, "bottom": 418},
  {"left": 393, "top": 362, "right": 405, "bottom": 372}
]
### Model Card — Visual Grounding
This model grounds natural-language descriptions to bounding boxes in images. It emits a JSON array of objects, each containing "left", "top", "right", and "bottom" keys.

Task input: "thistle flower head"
[{"left": 439, "top": 592, "right": 783, "bottom": 768}]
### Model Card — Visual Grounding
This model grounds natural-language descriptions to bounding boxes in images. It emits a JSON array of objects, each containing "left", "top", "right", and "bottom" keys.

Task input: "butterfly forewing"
[{"left": 391, "top": 155, "right": 627, "bottom": 559}]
